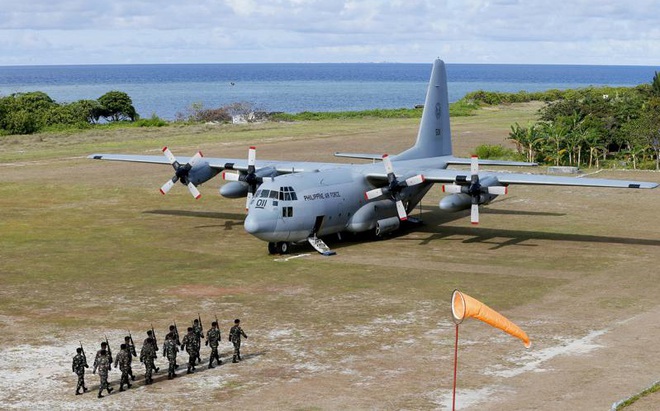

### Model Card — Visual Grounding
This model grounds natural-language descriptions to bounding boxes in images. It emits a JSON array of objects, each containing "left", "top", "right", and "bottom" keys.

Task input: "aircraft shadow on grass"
[
  {"left": 324, "top": 205, "right": 660, "bottom": 252},
  {"left": 144, "top": 210, "right": 245, "bottom": 231}
]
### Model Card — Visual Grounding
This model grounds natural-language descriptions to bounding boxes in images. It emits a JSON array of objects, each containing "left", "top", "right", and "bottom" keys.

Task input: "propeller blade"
[
  {"left": 382, "top": 154, "right": 395, "bottom": 175},
  {"left": 405, "top": 174, "right": 425, "bottom": 186},
  {"left": 187, "top": 182, "right": 201, "bottom": 199},
  {"left": 160, "top": 178, "right": 176, "bottom": 195},
  {"left": 222, "top": 171, "right": 241, "bottom": 182},
  {"left": 471, "top": 155, "right": 479, "bottom": 176},
  {"left": 487, "top": 186, "right": 508, "bottom": 195},
  {"left": 245, "top": 192, "right": 253, "bottom": 211},
  {"left": 396, "top": 200, "right": 408, "bottom": 221},
  {"left": 248, "top": 146, "right": 256, "bottom": 167},
  {"left": 189, "top": 151, "right": 204, "bottom": 167},
  {"left": 470, "top": 203, "right": 479, "bottom": 225},
  {"left": 442, "top": 184, "right": 463, "bottom": 194},
  {"left": 365, "top": 188, "right": 384, "bottom": 200},
  {"left": 162, "top": 146, "right": 177, "bottom": 165}
]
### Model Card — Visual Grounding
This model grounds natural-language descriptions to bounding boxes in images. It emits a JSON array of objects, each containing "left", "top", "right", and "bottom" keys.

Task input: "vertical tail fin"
[{"left": 395, "top": 59, "right": 452, "bottom": 160}]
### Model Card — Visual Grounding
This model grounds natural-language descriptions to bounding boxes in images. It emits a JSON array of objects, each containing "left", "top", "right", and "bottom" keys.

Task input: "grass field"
[{"left": 1, "top": 103, "right": 659, "bottom": 410}]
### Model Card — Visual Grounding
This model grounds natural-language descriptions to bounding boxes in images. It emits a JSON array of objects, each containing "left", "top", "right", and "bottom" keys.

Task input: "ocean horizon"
[{"left": 1, "top": 63, "right": 658, "bottom": 120}]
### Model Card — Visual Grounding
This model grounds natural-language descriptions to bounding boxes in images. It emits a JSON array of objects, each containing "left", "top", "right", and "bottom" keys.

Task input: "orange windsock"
[{"left": 451, "top": 290, "right": 531, "bottom": 348}]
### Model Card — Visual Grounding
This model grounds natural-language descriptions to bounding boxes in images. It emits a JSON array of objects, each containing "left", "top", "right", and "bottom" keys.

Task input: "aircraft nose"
[{"left": 244, "top": 213, "right": 276, "bottom": 236}]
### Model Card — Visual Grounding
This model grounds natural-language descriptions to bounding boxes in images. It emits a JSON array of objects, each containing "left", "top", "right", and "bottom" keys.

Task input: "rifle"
[
  {"left": 173, "top": 320, "right": 181, "bottom": 345},
  {"left": 128, "top": 330, "right": 137, "bottom": 355},
  {"left": 80, "top": 341, "right": 89, "bottom": 367},
  {"left": 198, "top": 313, "right": 205, "bottom": 339},
  {"left": 104, "top": 335, "right": 113, "bottom": 369},
  {"left": 151, "top": 323, "right": 158, "bottom": 348}
]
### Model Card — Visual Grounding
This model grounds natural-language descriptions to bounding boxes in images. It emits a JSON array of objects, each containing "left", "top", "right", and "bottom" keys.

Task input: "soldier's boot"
[
  {"left": 131, "top": 372, "right": 136, "bottom": 381},
  {"left": 208, "top": 358, "right": 215, "bottom": 368},
  {"left": 119, "top": 384, "right": 125, "bottom": 392},
  {"left": 232, "top": 355, "right": 238, "bottom": 363},
  {"left": 107, "top": 386, "right": 113, "bottom": 394},
  {"left": 98, "top": 390, "right": 104, "bottom": 398},
  {"left": 75, "top": 389, "right": 81, "bottom": 395}
]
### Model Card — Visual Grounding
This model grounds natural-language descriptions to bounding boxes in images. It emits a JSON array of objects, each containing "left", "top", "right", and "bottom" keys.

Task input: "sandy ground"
[{"left": 1, "top": 109, "right": 659, "bottom": 410}]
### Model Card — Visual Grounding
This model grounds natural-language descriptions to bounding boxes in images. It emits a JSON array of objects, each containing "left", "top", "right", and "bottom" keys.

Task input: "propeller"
[
  {"left": 442, "top": 156, "right": 507, "bottom": 224},
  {"left": 222, "top": 146, "right": 262, "bottom": 210},
  {"left": 160, "top": 147, "right": 203, "bottom": 199},
  {"left": 364, "top": 154, "right": 425, "bottom": 221}
]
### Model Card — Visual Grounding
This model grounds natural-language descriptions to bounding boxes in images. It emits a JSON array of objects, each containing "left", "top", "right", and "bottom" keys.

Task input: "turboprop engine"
[
  {"left": 159, "top": 147, "right": 218, "bottom": 199},
  {"left": 439, "top": 175, "right": 501, "bottom": 212},
  {"left": 440, "top": 157, "right": 508, "bottom": 224}
]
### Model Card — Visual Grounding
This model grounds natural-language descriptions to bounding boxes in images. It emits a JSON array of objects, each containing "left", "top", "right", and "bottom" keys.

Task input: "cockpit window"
[
  {"left": 259, "top": 189, "right": 270, "bottom": 198},
  {"left": 279, "top": 186, "right": 298, "bottom": 201}
]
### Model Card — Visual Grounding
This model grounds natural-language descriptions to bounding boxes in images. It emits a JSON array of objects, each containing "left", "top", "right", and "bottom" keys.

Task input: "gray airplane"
[{"left": 89, "top": 59, "right": 657, "bottom": 255}]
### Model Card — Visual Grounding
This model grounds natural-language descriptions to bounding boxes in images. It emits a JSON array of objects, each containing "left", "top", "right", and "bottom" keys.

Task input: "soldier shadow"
[{"left": 86, "top": 350, "right": 268, "bottom": 394}]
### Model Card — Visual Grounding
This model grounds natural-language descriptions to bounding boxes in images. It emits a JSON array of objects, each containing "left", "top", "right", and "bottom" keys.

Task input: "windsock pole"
[{"left": 452, "top": 323, "right": 460, "bottom": 411}]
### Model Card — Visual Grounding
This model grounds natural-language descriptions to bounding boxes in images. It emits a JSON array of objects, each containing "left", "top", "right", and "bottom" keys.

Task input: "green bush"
[{"left": 474, "top": 144, "right": 522, "bottom": 161}]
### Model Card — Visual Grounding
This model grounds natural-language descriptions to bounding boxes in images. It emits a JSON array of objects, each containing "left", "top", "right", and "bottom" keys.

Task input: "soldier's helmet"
[
  {"left": 234, "top": 319, "right": 240, "bottom": 324},
  {"left": 120, "top": 343, "right": 127, "bottom": 349},
  {"left": 77, "top": 347, "right": 82, "bottom": 353},
  {"left": 101, "top": 342, "right": 108, "bottom": 348}
]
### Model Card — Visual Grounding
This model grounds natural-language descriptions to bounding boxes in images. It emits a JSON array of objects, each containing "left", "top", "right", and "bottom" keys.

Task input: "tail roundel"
[{"left": 452, "top": 290, "right": 531, "bottom": 348}]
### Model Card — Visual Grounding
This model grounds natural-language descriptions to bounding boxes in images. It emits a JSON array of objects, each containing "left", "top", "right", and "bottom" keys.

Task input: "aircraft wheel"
[
  {"left": 268, "top": 242, "right": 278, "bottom": 254},
  {"left": 277, "top": 241, "right": 290, "bottom": 254}
]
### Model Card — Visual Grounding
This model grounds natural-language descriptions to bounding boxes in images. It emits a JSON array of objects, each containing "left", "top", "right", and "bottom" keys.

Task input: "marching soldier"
[
  {"left": 124, "top": 335, "right": 137, "bottom": 381},
  {"left": 192, "top": 317, "right": 204, "bottom": 364},
  {"left": 229, "top": 319, "right": 248, "bottom": 363},
  {"left": 92, "top": 349, "right": 113, "bottom": 398},
  {"left": 140, "top": 337, "right": 157, "bottom": 385},
  {"left": 162, "top": 334, "right": 179, "bottom": 379},
  {"left": 72, "top": 346, "right": 89, "bottom": 395},
  {"left": 114, "top": 344, "right": 133, "bottom": 391},
  {"left": 206, "top": 321, "right": 222, "bottom": 368},
  {"left": 94, "top": 342, "right": 112, "bottom": 371},
  {"left": 143, "top": 330, "right": 159, "bottom": 374},
  {"left": 165, "top": 324, "right": 181, "bottom": 369},
  {"left": 180, "top": 327, "right": 198, "bottom": 374}
]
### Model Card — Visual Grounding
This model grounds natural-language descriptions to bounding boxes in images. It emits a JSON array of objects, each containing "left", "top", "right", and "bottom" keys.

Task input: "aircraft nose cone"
[{"left": 244, "top": 213, "right": 276, "bottom": 236}]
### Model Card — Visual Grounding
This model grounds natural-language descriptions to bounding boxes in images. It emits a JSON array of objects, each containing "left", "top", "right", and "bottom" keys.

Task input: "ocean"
[{"left": 0, "top": 63, "right": 657, "bottom": 120}]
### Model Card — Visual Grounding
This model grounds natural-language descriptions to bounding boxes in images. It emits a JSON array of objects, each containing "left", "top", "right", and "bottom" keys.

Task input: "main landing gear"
[{"left": 268, "top": 241, "right": 290, "bottom": 255}]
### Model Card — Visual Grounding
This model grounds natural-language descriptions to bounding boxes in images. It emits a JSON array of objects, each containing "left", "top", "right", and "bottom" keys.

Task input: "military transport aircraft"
[{"left": 89, "top": 59, "right": 657, "bottom": 255}]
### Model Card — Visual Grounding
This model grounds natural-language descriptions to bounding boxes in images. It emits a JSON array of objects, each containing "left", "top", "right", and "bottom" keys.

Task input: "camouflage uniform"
[
  {"left": 166, "top": 326, "right": 181, "bottom": 369},
  {"left": 71, "top": 349, "right": 89, "bottom": 395},
  {"left": 162, "top": 336, "right": 179, "bottom": 379},
  {"left": 143, "top": 332, "right": 159, "bottom": 374},
  {"left": 93, "top": 350, "right": 113, "bottom": 398},
  {"left": 124, "top": 337, "right": 137, "bottom": 381},
  {"left": 180, "top": 328, "right": 199, "bottom": 373},
  {"left": 140, "top": 338, "right": 157, "bottom": 384},
  {"left": 206, "top": 322, "right": 222, "bottom": 368},
  {"left": 192, "top": 319, "right": 204, "bottom": 364},
  {"left": 114, "top": 346, "right": 132, "bottom": 391},
  {"left": 229, "top": 320, "right": 248, "bottom": 363}
]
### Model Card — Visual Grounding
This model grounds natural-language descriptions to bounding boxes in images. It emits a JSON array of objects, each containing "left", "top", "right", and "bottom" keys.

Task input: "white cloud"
[{"left": 0, "top": 0, "right": 659, "bottom": 65}]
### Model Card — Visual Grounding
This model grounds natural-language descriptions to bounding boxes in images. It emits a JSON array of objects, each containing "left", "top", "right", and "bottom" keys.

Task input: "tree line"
[
  {"left": 466, "top": 72, "right": 660, "bottom": 170},
  {"left": 0, "top": 90, "right": 138, "bottom": 135}
]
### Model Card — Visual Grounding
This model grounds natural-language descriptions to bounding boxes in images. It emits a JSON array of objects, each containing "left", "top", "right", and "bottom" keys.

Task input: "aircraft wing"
[
  {"left": 418, "top": 169, "right": 658, "bottom": 189},
  {"left": 364, "top": 167, "right": 657, "bottom": 189},
  {"left": 87, "top": 153, "right": 344, "bottom": 174}
]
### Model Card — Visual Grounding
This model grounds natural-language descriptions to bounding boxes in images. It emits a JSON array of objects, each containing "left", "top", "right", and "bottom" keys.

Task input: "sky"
[{"left": 1, "top": 0, "right": 660, "bottom": 66}]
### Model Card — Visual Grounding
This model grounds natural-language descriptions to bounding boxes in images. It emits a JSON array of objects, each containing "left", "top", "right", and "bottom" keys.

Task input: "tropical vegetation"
[{"left": 2, "top": 72, "right": 659, "bottom": 170}]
